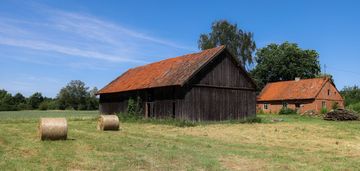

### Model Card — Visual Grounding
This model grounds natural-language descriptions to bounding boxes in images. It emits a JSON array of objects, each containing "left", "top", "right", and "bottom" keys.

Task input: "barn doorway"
[
  {"left": 146, "top": 102, "right": 155, "bottom": 118},
  {"left": 172, "top": 101, "right": 176, "bottom": 118}
]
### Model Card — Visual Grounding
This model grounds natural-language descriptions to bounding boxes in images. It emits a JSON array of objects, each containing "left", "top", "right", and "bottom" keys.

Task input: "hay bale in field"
[
  {"left": 97, "top": 115, "right": 119, "bottom": 131},
  {"left": 38, "top": 118, "right": 67, "bottom": 140}
]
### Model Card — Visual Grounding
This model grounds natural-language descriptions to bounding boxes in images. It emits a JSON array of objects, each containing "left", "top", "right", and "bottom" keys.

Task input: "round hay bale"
[
  {"left": 38, "top": 118, "right": 67, "bottom": 140},
  {"left": 97, "top": 115, "right": 119, "bottom": 131}
]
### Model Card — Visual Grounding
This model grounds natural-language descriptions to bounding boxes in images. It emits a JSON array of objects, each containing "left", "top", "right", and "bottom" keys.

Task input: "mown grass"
[{"left": 0, "top": 111, "right": 360, "bottom": 170}]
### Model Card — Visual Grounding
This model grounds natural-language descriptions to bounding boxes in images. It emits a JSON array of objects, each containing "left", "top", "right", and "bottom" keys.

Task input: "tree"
[
  {"left": 251, "top": 42, "right": 321, "bottom": 90},
  {"left": 340, "top": 85, "right": 360, "bottom": 106},
  {"left": 13, "top": 93, "right": 26, "bottom": 106},
  {"left": 0, "top": 89, "right": 17, "bottom": 111},
  {"left": 57, "top": 80, "right": 89, "bottom": 110},
  {"left": 28, "top": 92, "right": 44, "bottom": 109},
  {"left": 86, "top": 87, "right": 99, "bottom": 110},
  {"left": 198, "top": 20, "right": 256, "bottom": 69}
]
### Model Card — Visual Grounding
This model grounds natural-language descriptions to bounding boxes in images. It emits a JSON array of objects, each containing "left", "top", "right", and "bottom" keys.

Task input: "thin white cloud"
[
  {"left": 0, "top": 6, "right": 194, "bottom": 66},
  {"left": 0, "top": 37, "right": 144, "bottom": 63}
]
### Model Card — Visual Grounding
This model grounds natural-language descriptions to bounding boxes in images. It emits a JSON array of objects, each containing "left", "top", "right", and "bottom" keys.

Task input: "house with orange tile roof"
[
  {"left": 97, "top": 46, "right": 257, "bottom": 121},
  {"left": 257, "top": 77, "right": 344, "bottom": 114}
]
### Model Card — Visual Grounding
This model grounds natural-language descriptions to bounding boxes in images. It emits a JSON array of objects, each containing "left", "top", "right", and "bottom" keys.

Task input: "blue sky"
[{"left": 1, "top": 0, "right": 360, "bottom": 97}]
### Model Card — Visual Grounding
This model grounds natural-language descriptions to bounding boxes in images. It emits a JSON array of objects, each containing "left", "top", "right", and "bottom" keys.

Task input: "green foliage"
[
  {"left": 46, "top": 100, "right": 58, "bottom": 110},
  {"left": 347, "top": 102, "right": 360, "bottom": 113},
  {"left": 17, "top": 103, "right": 32, "bottom": 110},
  {"left": 28, "top": 92, "right": 44, "bottom": 109},
  {"left": 279, "top": 107, "right": 297, "bottom": 115},
  {"left": 320, "top": 108, "right": 328, "bottom": 114},
  {"left": 250, "top": 42, "right": 321, "bottom": 90},
  {"left": 230, "top": 116, "right": 262, "bottom": 123},
  {"left": 340, "top": 85, "right": 360, "bottom": 106},
  {"left": 198, "top": 20, "right": 256, "bottom": 68},
  {"left": 57, "top": 80, "right": 88, "bottom": 110},
  {"left": 121, "top": 97, "right": 143, "bottom": 120},
  {"left": 38, "top": 101, "right": 48, "bottom": 110},
  {"left": 57, "top": 80, "right": 99, "bottom": 110},
  {"left": 331, "top": 102, "right": 339, "bottom": 110}
]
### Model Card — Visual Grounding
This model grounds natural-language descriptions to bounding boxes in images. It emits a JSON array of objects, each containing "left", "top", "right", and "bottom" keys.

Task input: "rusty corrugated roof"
[
  {"left": 98, "top": 46, "right": 226, "bottom": 94},
  {"left": 257, "top": 77, "right": 330, "bottom": 101}
]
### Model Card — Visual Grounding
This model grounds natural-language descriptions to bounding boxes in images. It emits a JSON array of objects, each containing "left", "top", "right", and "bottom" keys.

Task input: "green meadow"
[{"left": 0, "top": 110, "right": 360, "bottom": 170}]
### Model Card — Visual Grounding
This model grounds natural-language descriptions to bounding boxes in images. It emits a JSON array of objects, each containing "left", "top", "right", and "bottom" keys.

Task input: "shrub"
[
  {"left": 38, "top": 101, "right": 48, "bottom": 110},
  {"left": 17, "top": 103, "right": 32, "bottom": 110},
  {"left": 0, "top": 104, "right": 18, "bottom": 111},
  {"left": 331, "top": 102, "right": 339, "bottom": 110},
  {"left": 279, "top": 107, "right": 296, "bottom": 115},
  {"left": 124, "top": 97, "right": 143, "bottom": 120},
  {"left": 232, "top": 117, "right": 262, "bottom": 123},
  {"left": 47, "top": 100, "right": 58, "bottom": 110},
  {"left": 320, "top": 107, "right": 328, "bottom": 114},
  {"left": 347, "top": 102, "right": 360, "bottom": 113}
]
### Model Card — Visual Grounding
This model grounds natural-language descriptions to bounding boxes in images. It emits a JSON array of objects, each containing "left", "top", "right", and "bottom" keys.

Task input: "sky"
[{"left": 1, "top": 0, "right": 360, "bottom": 97}]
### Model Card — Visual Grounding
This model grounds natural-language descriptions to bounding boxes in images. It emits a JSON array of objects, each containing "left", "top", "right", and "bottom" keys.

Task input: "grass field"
[{"left": 1, "top": 111, "right": 360, "bottom": 170}]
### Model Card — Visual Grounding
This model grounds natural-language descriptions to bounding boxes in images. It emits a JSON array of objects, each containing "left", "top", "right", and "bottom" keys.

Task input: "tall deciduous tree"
[
  {"left": 57, "top": 80, "right": 89, "bottom": 110},
  {"left": 251, "top": 42, "right": 321, "bottom": 90},
  {"left": 198, "top": 20, "right": 256, "bottom": 69},
  {"left": 28, "top": 92, "right": 44, "bottom": 109}
]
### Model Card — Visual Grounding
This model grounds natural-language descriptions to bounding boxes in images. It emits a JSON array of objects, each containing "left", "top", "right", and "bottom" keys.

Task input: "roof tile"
[
  {"left": 98, "top": 46, "right": 225, "bottom": 94},
  {"left": 257, "top": 77, "right": 329, "bottom": 101}
]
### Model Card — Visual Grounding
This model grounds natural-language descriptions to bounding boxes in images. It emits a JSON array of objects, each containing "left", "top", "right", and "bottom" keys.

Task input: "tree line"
[
  {"left": 1, "top": 19, "right": 359, "bottom": 112},
  {"left": 0, "top": 80, "right": 98, "bottom": 111},
  {"left": 199, "top": 20, "right": 359, "bottom": 110}
]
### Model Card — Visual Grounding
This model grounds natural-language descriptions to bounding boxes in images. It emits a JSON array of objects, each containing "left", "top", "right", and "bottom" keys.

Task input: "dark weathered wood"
[{"left": 99, "top": 50, "right": 256, "bottom": 121}]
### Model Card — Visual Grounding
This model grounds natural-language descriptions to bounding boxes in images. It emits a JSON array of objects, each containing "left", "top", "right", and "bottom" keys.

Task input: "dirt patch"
[{"left": 219, "top": 155, "right": 267, "bottom": 171}]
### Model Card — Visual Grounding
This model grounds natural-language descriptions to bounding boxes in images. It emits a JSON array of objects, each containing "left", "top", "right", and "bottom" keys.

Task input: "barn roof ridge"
[
  {"left": 97, "top": 45, "right": 229, "bottom": 94},
  {"left": 257, "top": 77, "right": 332, "bottom": 101}
]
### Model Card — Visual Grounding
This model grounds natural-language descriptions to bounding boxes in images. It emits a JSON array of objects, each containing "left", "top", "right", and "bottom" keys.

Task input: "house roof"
[
  {"left": 98, "top": 46, "right": 229, "bottom": 94},
  {"left": 257, "top": 77, "right": 331, "bottom": 101}
]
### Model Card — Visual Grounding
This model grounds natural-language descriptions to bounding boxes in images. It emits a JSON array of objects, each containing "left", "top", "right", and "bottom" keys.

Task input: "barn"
[{"left": 97, "top": 46, "right": 257, "bottom": 121}]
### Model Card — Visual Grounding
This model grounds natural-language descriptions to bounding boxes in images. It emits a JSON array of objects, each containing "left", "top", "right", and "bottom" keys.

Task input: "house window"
[
  {"left": 328, "top": 89, "right": 331, "bottom": 96},
  {"left": 282, "top": 102, "right": 288, "bottom": 108},
  {"left": 264, "top": 103, "right": 268, "bottom": 110},
  {"left": 322, "top": 101, "right": 326, "bottom": 108},
  {"left": 295, "top": 103, "right": 301, "bottom": 108}
]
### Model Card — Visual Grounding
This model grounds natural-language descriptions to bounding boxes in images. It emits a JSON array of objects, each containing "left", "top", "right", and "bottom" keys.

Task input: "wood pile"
[{"left": 323, "top": 109, "right": 359, "bottom": 121}]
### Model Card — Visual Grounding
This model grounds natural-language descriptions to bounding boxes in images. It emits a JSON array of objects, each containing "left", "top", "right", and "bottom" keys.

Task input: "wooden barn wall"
[
  {"left": 192, "top": 51, "right": 254, "bottom": 88},
  {"left": 175, "top": 87, "right": 256, "bottom": 121}
]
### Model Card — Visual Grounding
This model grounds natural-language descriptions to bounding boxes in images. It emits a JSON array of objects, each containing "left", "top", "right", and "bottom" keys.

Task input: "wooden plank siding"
[{"left": 99, "top": 50, "right": 256, "bottom": 121}]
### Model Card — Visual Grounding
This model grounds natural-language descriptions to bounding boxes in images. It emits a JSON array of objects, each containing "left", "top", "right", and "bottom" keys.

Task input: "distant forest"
[{"left": 0, "top": 80, "right": 98, "bottom": 111}]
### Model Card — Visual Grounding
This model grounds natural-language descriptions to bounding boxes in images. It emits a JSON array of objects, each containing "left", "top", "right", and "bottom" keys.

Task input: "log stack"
[{"left": 323, "top": 109, "right": 359, "bottom": 121}]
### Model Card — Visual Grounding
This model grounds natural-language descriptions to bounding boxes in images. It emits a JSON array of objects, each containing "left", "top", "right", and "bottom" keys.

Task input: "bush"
[
  {"left": 332, "top": 102, "right": 339, "bottom": 110},
  {"left": 38, "top": 101, "right": 48, "bottom": 110},
  {"left": 0, "top": 104, "right": 18, "bottom": 111},
  {"left": 17, "top": 103, "right": 32, "bottom": 110},
  {"left": 279, "top": 107, "right": 296, "bottom": 115},
  {"left": 124, "top": 97, "right": 143, "bottom": 120},
  {"left": 47, "top": 100, "right": 58, "bottom": 110},
  {"left": 320, "top": 108, "right": 328, "bottom": 114},
  {"left": 347, "top": 102, "right": 360, "bottom": 113}
]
